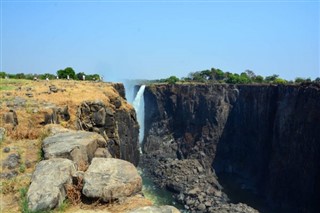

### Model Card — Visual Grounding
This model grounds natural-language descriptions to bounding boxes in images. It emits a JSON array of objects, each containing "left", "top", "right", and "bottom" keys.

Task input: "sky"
[{"left": 0, "top": 0, "right": 319, "bottom": 82}]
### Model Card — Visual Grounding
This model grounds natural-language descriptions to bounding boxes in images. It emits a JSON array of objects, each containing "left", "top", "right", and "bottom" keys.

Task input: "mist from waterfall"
[{"left": 133, "top": 85, "right": 146, "bottom": 145}]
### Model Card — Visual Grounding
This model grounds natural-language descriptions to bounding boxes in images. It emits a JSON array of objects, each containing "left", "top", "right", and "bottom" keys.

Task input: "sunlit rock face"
[{"left": 142, "top": 83, "right": 320, "bottom": 213}]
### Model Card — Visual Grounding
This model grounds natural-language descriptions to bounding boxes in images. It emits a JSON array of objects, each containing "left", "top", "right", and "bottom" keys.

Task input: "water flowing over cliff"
[
  {"left": 141, "top": 83, "right": 320, "bottom": 213},
  {"left": 133, "top": 85, "right": 146, "bottom": 145}
]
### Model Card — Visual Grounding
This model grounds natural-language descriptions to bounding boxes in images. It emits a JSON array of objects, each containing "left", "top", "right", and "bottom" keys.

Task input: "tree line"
[
  {"left": 0, "top": 67, "right": 101, "bottom": 81},
  {"left": 149, "top": 68, "right": 320, "bottom": 85}
]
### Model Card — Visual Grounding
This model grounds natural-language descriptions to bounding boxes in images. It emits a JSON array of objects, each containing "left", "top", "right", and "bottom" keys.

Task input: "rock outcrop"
[
  {"left": 42, "top": 106, "right": 70, "bottom": 125},
  {"left": 82, "top": 158, "right": 142, "bottom": 201},
  {"left": 76, "top": 100, "right": 140, "bottom": 165},
  {"left": 2, "top": 110, "right": 19, "bottom": 127},
  {"left": 27, "top": 158, "right": 76, "bottom": 211},
  {"left": 112, "top": 83, "right": 126, "bottom": 99},
  {"left": 142, "top": 83, "right": 320, "bottom": 213},
  {"left": 42, "top": 129, "right": 107, "bottom": 166}
]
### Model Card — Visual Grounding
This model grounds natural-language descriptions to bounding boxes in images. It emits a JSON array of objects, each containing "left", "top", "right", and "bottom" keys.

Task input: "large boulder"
[
  {"left": 42, "top": 130, "right": 107, "bottom": 166},
  {"left": 128, "top": 205, "right": 180, "bottom": 213},
  {"left": 82, "top": 158, "right": 142, "bottom": 201},
  {"left": 27, "top": 158, "right": 76, "bottom": 211}
]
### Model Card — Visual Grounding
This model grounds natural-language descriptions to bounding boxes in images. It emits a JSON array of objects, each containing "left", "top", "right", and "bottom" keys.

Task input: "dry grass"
[
  {"left": 65, "top": 176, "right": 84, "bottom": 205},
  {"left": 65, "top": 194, "right": 153, "bottom": 213}
]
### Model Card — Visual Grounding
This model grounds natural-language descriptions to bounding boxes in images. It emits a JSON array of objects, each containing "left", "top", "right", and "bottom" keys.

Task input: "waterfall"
[{"left": 133, "top": 85, "right": 146, "bottom": 145}]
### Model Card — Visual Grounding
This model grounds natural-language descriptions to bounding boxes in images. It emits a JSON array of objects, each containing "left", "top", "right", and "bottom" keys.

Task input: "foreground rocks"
[
  {"left": 25, "top": 124, "right": 145, "bottom": 212},
  {"left": 27, "top": 158, "right": 76, "bottom": 211},
  {"left": 42, "top": 129, "right": 107, "bottom": 166},
  {"left": 27, "top": 156, "right": 145, "bottom": 211},
  {"left": 82, "top": 158, "right": 142, "bottom": 201}
]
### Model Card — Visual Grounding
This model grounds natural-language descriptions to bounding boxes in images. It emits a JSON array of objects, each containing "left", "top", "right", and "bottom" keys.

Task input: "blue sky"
[{"left": 1, "top": 0, "right": 319, "bottom": 81}]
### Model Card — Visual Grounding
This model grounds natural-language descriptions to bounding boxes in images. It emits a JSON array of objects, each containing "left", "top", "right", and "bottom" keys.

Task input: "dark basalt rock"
[
  {"left": 142, "top": 83, "right": 320, "bottom": 213},
  {"left": 140, "top": 156, "right": 229, "bottom": 212},
  {"left": 112, "top": 83, "right": 126, "bottom": 99},
  {"left": 76, "top": 100, "right": 140, "bottom": 165}
]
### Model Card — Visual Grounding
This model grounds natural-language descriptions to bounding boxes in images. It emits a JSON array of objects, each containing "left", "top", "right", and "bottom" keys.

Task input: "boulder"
[
  {"left": 82, "top": 158, "right": 142, "bottom": 201},
  {"left": 42, "top": 106, "right": 70, "bottom": 125},
  {"left": 3, "top": 147, "right": 10, "bottom": 153},
  {"left": 27, "top": 158, "right": 76, "bottom": 211},
  {"left": 2, "top": 153, "right": 20, "bottom": 169},
  {"left": 6, "top": 96, "right": 26, "bottom": 108},
  {"left": 128, "top": 205, "right": 180, "bottom": 213},
  {"left": 2, "top": 110, "right": 18, "bottom": 126},
  {"left": 42, "top": 130, "right": 107, "bottom": 166}
]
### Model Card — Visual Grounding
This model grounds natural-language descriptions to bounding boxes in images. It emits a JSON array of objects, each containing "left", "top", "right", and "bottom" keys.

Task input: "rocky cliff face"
[
  {"left": 142, "top": 83, "right": 320, "bottom": 213},
  {"left": 75, "top": 83, "right": 140, "bottom": 166}
]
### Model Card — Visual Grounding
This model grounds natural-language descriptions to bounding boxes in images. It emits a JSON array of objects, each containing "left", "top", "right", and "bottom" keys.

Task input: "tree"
[
  {"left": 0, "top": 72, "right": 6, "bottom": 78},
  {"left": 245, "top": 69, "right": 256, "bottom": 79},
  {"left": 314, "top": 77, "right": 320, "bottom": 83},
  {"left": 294, "top": 77, "right": 306, "bottom": 84},
  {"left": 274, "top": 78, "right": 287, "bottom": 84},
  {"left": 166, "top": 76, "right": 179, "bottom": 84},
  {"left": 57, "top": 67, "right": 76, "bottom": 79},
  {"left": 189, "top": 71, "right": 205, "bottom": 82},
  {"left": 212, "top": 68, "right": 225, "bottom": 81},
  {"left": 240, "top": 72, "right": 252, "bottom": 83},
  {"left": 86, "top": 74, "right": 100, "bottom": 81},
  {"left": 265, "top": 74, "right": 279, "bottom": 83},
  {"left": 254, "top": 75, "right": 264, "bottom": 83},
  {"left": 39, "top": 73, "right": 56, "bottom": 80},
  {"left": 76, "top": 72, "right": 86, "bottom": 80},
  {"left": 15, "top": 73, "right": 26, "bottom": 79}
]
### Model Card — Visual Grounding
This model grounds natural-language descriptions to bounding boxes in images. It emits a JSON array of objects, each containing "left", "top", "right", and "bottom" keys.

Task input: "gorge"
[
  {"left": 139, "top": 83, "right": 320, "bottom": 213},
  {"left": 1, "top": 80, "right": 319, "bottom": 213}
]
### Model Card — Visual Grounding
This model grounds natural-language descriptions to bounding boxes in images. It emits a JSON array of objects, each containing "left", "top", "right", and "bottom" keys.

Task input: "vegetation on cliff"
[
  {"left": 140, "top": 68, "right": 319, "bottom": 85},
  {"left": 0, "top": 67, "right": 101, "bottom": 81}
]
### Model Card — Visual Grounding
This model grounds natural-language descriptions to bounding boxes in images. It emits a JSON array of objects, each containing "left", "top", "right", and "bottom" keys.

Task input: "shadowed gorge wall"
[{"left": 142, "top": 83, "right": 320, "bottom": 213}]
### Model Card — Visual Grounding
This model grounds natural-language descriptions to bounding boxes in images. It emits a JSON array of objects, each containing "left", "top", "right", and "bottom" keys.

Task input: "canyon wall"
[
  {"left": 142, "top": 83, "right": 320, "bottom": 213},
  {"left": 76, "top": 84, "right": 140, "bottom": 166}
]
